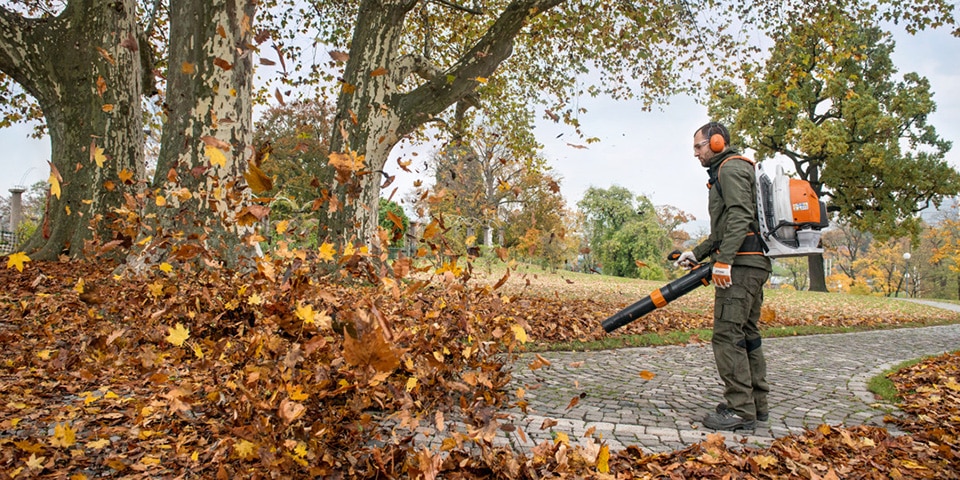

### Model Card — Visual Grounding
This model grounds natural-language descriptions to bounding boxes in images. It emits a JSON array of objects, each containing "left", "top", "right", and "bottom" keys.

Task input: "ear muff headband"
[{"left": 709, "top": 133, "right": 725, "bottom": 153}]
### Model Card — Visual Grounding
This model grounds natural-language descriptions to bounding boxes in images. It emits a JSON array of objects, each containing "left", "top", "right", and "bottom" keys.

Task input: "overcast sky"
[{"left": 2, "top": 25, "right": 958, "bottom": 233}]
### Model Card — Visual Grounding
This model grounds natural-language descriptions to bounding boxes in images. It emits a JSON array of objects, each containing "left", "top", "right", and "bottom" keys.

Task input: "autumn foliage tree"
[{"left": 708, "top": 6, "right": 960, "bottom": 291}]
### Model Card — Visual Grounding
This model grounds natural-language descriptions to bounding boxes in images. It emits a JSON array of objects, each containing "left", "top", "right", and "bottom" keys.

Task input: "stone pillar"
[{"left": 8, "top": 187, "right": 25, "bottom": 233}]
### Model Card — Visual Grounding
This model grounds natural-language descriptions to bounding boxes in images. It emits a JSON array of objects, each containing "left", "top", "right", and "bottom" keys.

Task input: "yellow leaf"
[
  {"left": 343, "top": 243, "right": 356, "bottom": 257},
  {"left": 155, "top": 195, "right": 166, "bottom": 207},
  {"left": 7, "top": 252, "right": 31, "bottom": 272},
  {"left": 753, "top": 454, "right": 778, "bottom": 469},
  {"left": 234, "top": 439, "right": 257, "bottom": 459},
  {"left": 205, "top": 145, "right": 227, "bottom": 168},
  {"left": 191, "top": 342, "right": 204, "bottom": 359},
  {"left": 287, "top": 386, "right": 309, "bottom": 401},
  {"left": 101, "top": 104, "right": 114, "bottom": 113},
  {"left": 318, "top": 242, "right": 336, "bottom": 261},
  {"left": 406, "top": 376, "right": 418, "bottom": 392},
  {"left": 87, "top": 438, "right": 111, "bottom": 450},
  {"left": 51, "top": 422, "right": 76, "bottom": 448},
  {"left": 465, "top": 235, "right": 477, "bottom": 246},
  {"left": 247, "top": 293, "right": 263, "bottom": 306},
  {"left": 25, "top": 453, "right": 45, "bottom": 470},
  {"left": 639, "top": 370, "right": 656, "bottom": 380},
  {"left": 166, "top": 323, "right": 190, "bottom": 347},
  {"left": 49, "top": 172, "right": 61, "bottom": 199},
  {"left": 93, "top": 146, "right": 107, "bottom": 167},
  {"left": 190, "top": 451, "right": 199, "bottom": 462},
  {"left": 73, "top": 278, "right": 85, "bottom": 294},
  {"left": 474, "top": 76, "right": 488, "bottom": 84},
  {"left": 65, "top": 205, "right": 71, "bottom": 216},
  {"left": 511, "top": 324, "right": 528, "bottom": 344},
  {"left": 295, "top": 302, "right": 317, "bottom": 325},
  {"left": 328, "top": 150, "right": 365, "bottom": 172},
  {"left": 159, "top": 262, "right": 173, "bottom": 273},
  {"left": 597, "top": 444, "right": 610, "bottom": 473},
  {"left": 554, "top": 431, "right": 570, "bottom": 445},
  {"left": 118, "top": 168, "right": 134, "bottom": 184},
  {"left": 148, "top": 281, "right": 164, "bottom": 297},
  {"left": 71, "top": 473, "right": 88, "bottom": 480},
  {"left": 36, "top": 350, "right": 52, "bottom": 360}
]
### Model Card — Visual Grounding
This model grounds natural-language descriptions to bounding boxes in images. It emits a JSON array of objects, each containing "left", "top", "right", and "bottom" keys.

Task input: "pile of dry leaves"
[{"left": 0, "top": 257, "right": 956, "bottom": 478}]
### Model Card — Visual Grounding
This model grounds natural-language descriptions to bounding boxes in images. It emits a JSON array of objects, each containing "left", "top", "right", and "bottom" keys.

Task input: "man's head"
[{"left": 693, "top": 121, "right": 730, "bottom": 167}]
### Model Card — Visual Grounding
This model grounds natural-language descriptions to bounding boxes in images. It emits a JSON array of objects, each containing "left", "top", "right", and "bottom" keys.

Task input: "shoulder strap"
[{"left": 709, "top": 155, "right": 755, "bottom": 197}]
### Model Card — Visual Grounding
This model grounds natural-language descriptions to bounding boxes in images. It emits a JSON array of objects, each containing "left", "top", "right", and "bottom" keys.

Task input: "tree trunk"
[
  {"left": 148, "top": 0, "right": 258, "bottom": 268},
  {"left": 0, "top": 1, "right": 144, "bottom": 260},
  {"left": 324, "top": 0, "right": 564, "bottom": 249},
  {"left": 808, "top": 254, "right": 827, "bottom": 291}
]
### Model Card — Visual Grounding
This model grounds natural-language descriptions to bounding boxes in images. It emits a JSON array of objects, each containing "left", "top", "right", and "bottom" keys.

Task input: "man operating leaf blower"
[{"left": 607, "top": 122, "right": 772, "bottom": 432}]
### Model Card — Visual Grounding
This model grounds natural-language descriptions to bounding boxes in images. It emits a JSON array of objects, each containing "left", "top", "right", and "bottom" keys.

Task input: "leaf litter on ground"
[{"left": 1, "top": 258, "right": 957, "bottom": 478}]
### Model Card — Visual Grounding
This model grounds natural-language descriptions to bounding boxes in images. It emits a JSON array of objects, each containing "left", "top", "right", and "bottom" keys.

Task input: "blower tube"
[{"left": 601, "top": 262, "right": 713, "bottom": 333}]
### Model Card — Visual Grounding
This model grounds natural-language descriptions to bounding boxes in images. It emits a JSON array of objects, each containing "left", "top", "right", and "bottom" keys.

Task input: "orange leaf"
[
  {"left": 244, "top": 162, "right": 273, "bottom": 193},
  {"left": 370, "top": 67, "right": 388, "bottom": 77},
  {"left": 639, "top": 370, "right": 656, "bottom": 380},
  {"left": 95, "top": 47, "right": 116, "bottom": 65},
  {"left": 181, "top": 61, "right": 195, "bottom": 74},
  {"left": 565, "top": 396, "right": 579, "bottom": 410},
  {"left": 214, "top": 57, "right": 233, "bottom": 70},
  {"left": 96, "top": 76, "right": 107, "bottom": 97},
  {"left": 342, "top": 328, "right": 400, "bottom": 373}
]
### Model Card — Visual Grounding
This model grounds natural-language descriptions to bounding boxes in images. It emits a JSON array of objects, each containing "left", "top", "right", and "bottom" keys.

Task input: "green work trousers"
[{"left": 711, "top": 265, "right": 770, "bottom": 420}]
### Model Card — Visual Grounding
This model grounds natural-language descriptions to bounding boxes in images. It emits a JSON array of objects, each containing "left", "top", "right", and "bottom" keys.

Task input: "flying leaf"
[
  {"left": 91, "top": 143, "right": 107, "bottom": 167},
  {"left": 95, "top": 47, "right": 116, "bottom": 65},
  {"left": 639, "top": 370, "right": 656, "bottom": 380},
  {"left": 181, "top": 61, "right": 195, "bottom": 74},
  {"left": 328, "top": 150, "right": 365, "bottom": 173},
  {"left": 205, "top": 145, "right": 227, "bottom": 168},
  {"left": 342, "top": 328, "right": 400, "bottom": 373},
  {"left": 329, "top": 50, "right": 349, "bottom": 62},
  {"left": 118, "top": 168, "right": 134, "bottom": 184},
  {"left": 278, "top": 398, "right": 306, "bottom": 424},
  {"left": 159, "top": 262, "right": 173, "bottom": 273},
  {"left": 120, "top": 31, "right": 138, "bottom": 51},
  {"left": 166, "top": 323, "right": 190, "bottom": 347},
  {"left": 370, "top": 67, "right": 388, "bottom": 77},
  {"left": 597, "top": 445, "right": 610, "bottom": 473},
  {"left": 295, "top": 302, "right": 317, "bottom": 325},
  {"left": 96, "top": 76, "right": 107, "bottom": 97},
  {"left": 213, "top": 57, "right": 233, "bottom": 70},
  {"left": 48, "top": 161, "right": 62, "bottom": 199},
  {"left": 233, "top": 439, "right": 257, "bottom": 460},
  {"left": 318, "top": 242, "right": 336, "bottom": 261},
  {"left": 6, "top": 252, "right": 30, "bottom": 272},
  {"left": 101, "top": 104, "right": 114, "bottom": 113},
  {"left": 244, "top": 162, "right": 273, "bottom": 193},
  {"left": 511, "top": 324, "right": 528, "bottom": 344}
]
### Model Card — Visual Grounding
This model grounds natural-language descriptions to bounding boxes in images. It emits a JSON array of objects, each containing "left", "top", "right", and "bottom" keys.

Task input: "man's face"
[{"left": 693, "top": 131, "right": 715, "bottom": 167}]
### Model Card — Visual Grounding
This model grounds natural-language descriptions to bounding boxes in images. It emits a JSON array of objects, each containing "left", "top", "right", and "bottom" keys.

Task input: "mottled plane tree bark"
[{"left": 0, "top": 0, "right": 147, "bottom": 260}]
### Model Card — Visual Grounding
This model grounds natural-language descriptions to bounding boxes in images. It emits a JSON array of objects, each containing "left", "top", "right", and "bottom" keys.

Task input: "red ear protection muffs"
[{"left": 709, "top": 133, "right": 725, "bottom": 153}]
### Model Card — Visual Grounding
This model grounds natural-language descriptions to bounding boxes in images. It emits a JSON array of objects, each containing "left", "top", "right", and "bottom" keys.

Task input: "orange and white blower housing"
[{"left": 756, "top": 164, "right": 829, "bottom": 257}]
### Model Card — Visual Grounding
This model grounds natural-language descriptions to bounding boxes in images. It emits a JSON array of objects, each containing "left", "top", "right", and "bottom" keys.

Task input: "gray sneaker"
[
  {"left": 703, "top": 408, "right": 756, "bottom": 431},
  {"left": 717, "top": 402, "right": 768, "bottom": 422}
]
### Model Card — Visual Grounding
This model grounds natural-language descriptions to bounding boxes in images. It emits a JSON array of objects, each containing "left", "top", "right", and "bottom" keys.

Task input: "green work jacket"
[{"left": 691, "top": 149, "right": 772, "bottom": 272}]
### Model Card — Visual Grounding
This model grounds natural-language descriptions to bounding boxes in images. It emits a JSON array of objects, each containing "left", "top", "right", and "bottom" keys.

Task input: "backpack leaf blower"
[{"left": 601, "top": 251, "right": 712, "bottom": 333}]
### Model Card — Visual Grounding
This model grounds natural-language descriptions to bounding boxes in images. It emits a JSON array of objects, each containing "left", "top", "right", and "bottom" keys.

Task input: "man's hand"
[
  {"left": 712, "top": 262, "right": 732, "bottom": 289},
  {"left": 675, "top": 251, "right": 697, "bottom": 268}
]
